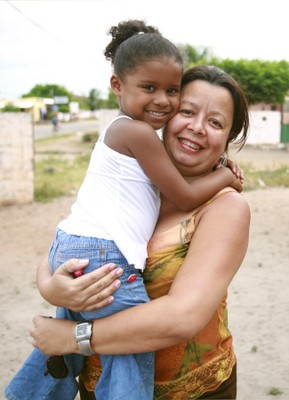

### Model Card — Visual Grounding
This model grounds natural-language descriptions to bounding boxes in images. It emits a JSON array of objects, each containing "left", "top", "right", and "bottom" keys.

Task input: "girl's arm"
[
  {"left": 105, "top": 119, "right": 242, "bottom": 212},
  {"left": 37, "top": 256, "right": 123, "bottom": 311},
  {"left": 31, "top": 192, "right": 250, "bottom": 355}
]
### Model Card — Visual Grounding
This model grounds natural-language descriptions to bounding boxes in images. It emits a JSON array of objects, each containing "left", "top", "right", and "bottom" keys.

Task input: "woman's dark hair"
[
  {"left": 182, "top": 65, "right": 249, "bottom": 150},
  {"left": 104, "top": 19, "right": 183, "bottom": 79}
]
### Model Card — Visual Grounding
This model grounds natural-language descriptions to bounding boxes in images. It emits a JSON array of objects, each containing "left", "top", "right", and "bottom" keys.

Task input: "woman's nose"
[{"left": 187, "top": 117, "right": 205, "bottom": 134}]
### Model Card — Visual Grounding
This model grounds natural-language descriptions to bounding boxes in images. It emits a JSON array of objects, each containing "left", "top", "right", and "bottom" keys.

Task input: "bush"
[
  {"left": 1, "top": 103, "right": 21, "bottom": 112},
  {"left": 82, "top": 131, "right": 99, "bottom": 143}
]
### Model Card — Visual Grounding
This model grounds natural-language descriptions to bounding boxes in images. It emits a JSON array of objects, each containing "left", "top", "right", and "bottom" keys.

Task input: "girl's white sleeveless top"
[{"left": 58, "top": 116, "right": 160, "bottom": 270}]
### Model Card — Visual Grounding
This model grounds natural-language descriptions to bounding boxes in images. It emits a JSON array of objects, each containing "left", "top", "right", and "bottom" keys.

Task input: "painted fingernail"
[
  {"left": 127, "top": 274, "right": 137, "bottom": 283},
  {"left": 73, "top": 269, "right": 84, "bottom": 278}
]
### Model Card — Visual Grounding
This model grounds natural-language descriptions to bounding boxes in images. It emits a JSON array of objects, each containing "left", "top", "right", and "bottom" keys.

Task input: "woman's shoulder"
[
  {"left": 212, "top": 187, "right": 249, "bottom": 208},
  {"left": 196, "top": 187, "right": 250, "bottom": 220}
]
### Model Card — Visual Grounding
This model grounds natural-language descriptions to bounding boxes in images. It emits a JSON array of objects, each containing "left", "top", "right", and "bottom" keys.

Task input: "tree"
[
  {"left": 100, "top": 88, "right": 119, "bottom": 109},
  {"left": 178, "top": 44, "right": 289, "bottom": 106},
  {"left": 212, "top": 59, "right": 289, "bottom": 105},
  {"left": 88, "top": 88, "right": 101, "bottom": 110},
  {"left": 1, "top": 103, "right": 21, "bottom": 112},
  {"left": 23, "top": 84, "right": 72, "bottom": 100},
  {"left": 23, "top": 84, "right": 73, "bottom": 113},
  {"left": 177, "top": 44, "right": 213, "bottom": 69}
]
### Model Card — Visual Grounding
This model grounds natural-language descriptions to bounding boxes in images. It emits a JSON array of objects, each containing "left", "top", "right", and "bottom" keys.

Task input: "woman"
[{"left": 30, "top": 65, "right": 250, "bottom": 399}]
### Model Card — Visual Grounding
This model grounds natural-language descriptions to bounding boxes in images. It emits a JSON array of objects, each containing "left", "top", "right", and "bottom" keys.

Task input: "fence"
[{"left": 0, "top": 113, "right": 34, "bottom": 205}]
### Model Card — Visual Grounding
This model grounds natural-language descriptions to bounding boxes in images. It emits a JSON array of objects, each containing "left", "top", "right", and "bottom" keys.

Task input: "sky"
[{"left": 1, "top": 0, "right": 288, "bottom": 100}]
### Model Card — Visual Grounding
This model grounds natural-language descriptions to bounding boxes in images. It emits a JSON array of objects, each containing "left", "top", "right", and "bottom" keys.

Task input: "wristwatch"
[{"left": 75, "top": 321, "right": 96, "bottom": 356}]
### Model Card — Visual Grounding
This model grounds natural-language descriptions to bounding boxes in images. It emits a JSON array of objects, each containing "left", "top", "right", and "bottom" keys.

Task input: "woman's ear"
[{"left": 110, "top": 74, "right": 122, "bottom": 95}]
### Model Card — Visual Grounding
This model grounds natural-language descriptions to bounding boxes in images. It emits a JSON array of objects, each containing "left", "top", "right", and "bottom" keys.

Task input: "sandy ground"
[{"left": 1, "top": 144, "right": 289, "bottom": 399}]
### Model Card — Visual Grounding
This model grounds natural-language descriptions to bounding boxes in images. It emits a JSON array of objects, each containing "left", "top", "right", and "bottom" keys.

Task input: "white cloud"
[{"left": 0, "top": 0, "right": 288, "bottom": 99}]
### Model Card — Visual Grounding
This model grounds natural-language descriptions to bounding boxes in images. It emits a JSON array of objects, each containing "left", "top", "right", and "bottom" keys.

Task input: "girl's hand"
[
  {"left": 30, "top": 316, "right": 78, "bottom": 355},
  {"left": 229, "top": 173, "right": 243, "bottom": 193},
  {"left": 225, "top": 158, "right": 244, "bottom": 184},
  {"left": 38, "top": 258, "right": 123, "bottom": 312},
  {"left": 215, "top": 158, "right": 244, "bottom": 184}
]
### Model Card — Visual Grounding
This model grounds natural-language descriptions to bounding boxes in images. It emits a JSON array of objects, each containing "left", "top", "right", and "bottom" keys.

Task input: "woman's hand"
[
  {"left": 30, "top": 316, "right": 78, "bottom": 355},
  {"left": 37, "top": 257, "right": 123, "bottom": 312}
]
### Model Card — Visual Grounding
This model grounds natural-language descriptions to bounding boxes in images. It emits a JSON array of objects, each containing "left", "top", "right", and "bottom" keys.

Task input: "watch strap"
[{"left": 78, "top": 338, "right": 96, "bottom": 356}]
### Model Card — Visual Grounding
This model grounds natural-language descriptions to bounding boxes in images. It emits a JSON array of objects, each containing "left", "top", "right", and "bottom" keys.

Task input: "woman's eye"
[
  {"left": 210, "top": 119, "right": 222, "bottom": 128},
  {"left": 180, "top": 109, "right": 193, "bottom": 116}
]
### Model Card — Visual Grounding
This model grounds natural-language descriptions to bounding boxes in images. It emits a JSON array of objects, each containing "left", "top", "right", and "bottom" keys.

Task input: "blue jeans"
[{"left": 5, "top": 229, "right": 154, "bottom": 400}]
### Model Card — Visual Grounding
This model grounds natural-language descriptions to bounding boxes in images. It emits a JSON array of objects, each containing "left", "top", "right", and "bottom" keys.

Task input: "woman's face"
[{"left": 163, "top": 79, "right": 234, "bottom": 178}]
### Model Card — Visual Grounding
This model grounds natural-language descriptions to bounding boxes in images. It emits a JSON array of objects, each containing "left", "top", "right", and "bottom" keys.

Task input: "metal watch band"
[{"left": 77, "top": 338, "right": 96, "bottom": 356}]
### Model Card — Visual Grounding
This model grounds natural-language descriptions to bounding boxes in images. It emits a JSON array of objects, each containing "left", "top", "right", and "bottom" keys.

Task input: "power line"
[{"left": 4, "top": 0, "right": 62, "bottom": 43}]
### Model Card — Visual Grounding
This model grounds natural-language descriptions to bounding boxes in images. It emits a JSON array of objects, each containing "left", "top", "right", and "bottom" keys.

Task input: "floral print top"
[{"left": 82, "top": 188, "right": 236, "bottom": 400}]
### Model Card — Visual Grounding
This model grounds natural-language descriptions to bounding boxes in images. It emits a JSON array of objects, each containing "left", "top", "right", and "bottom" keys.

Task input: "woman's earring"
[{"left": 219, "top": 154, "right": 228, "bottom": 167}]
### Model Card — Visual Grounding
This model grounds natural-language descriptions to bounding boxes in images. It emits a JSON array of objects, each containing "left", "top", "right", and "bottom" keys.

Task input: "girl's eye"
[
  {"left": 168, "top": 88, "right": 180, "bottom": 95},
  {"left": 144, "top": 85, "right": 155, "bottom": 92}
]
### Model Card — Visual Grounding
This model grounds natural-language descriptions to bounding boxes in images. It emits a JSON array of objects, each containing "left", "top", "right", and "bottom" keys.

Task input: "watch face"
[
  {"left": 76, "top": 323, "right": 89, "bottom": 340},
  {"left": 77, "top": 324, "right": 87, "bottom": 337}
]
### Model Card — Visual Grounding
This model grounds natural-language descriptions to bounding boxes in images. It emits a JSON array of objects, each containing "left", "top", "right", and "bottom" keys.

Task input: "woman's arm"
[
  {"left": 31, "top": 192, "right": 250, "bottom": 356},
  {"left": 37, "top": 256, "right": 123, "bottom": 311}
]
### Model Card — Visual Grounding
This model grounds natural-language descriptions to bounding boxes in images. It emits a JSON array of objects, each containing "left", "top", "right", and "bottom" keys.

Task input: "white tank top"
[{"left": 58, "top": 116, "right": 160, "bottom": 270}]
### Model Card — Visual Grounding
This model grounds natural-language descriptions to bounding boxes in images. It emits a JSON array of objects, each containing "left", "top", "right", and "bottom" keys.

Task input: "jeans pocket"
[{"left": 121, "top": 270, "right": 150, "bottom": 305}]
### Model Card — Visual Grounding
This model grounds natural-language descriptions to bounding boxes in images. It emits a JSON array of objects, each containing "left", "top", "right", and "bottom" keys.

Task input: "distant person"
[
  {"left": 51, "top": 105, "right": 59, "bottom": 131},
  {"left": 5, "top": 20, "right": 242, "bottom": 400},
  {"left": 40, "top": 107, "right": 47, "bottom": 121}
]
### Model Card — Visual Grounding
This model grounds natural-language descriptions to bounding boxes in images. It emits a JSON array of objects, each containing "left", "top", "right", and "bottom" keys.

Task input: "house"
[{"left": 0, "top": 97, "right": 54, "bottom": 122}]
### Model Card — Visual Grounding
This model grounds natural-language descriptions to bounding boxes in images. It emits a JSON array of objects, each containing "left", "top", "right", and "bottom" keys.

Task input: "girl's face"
[
  {"left": 163, "top": 79, "right": 234, "bottom": 178},
  {"left": 111, "top": 57, "right": 182, "bottom": 131}
]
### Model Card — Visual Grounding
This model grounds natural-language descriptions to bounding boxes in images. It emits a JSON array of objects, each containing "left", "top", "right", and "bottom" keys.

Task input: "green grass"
[
  {"left": 34, "top": 132, "right": 97, "bottom": 202},
  {"left": 36, "top": 132, "right": 77, "bottom": 143},
  {"left": 34, "top": 136, "right": 289, "bottom": 202},
  {"left": 267, "top": 387, "right": 283, "bottom": 396},
  {"left": 34, "top": 154, "right": 90, "bottom": 202},
  {"left": 241, "top": 163, "right": 289, "bottom": 191}
]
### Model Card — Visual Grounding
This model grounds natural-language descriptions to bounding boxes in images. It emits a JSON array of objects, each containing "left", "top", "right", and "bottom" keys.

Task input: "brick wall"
[{"left": 0, "top": 113, "right": 34, "bottom": 205}]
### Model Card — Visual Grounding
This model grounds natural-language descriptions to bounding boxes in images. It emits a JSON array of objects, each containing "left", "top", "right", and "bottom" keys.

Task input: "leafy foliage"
[
  {"left": 177, "top": 44, "right": 214, "bottom": 69},
  {"left": 23, "top": 84, "right": 71, "bottom": 100},
  {"left": 100, "top": 88, "right": 119, "bottom": 109},
  {"left": 179, "top": 45, "right": 289, "bottom": 105},
  {"left": 1, "top": 103, "right": 21, "bottom": 112},
  {"left": 87, "top": 88, "right": 101, "bottom": 110},
  {"left": 20, "top": 47, "right": 289, "bottom": 108},
  {"left": 212, "top": 59, "right": 289, "bottom": 104}
]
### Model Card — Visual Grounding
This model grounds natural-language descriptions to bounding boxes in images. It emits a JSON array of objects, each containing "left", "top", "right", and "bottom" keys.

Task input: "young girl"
[{"left": 5, "top": 20, "right": 242, "bottom": 400}]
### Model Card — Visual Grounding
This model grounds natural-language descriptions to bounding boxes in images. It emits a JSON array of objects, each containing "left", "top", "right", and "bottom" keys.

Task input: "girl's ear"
[{"left": 110, "top": 74, "right": 122, "bottom": 95}]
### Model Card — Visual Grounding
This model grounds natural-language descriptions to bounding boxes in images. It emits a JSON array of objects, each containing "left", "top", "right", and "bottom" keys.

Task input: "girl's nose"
[{"left": 154, "top": 92, "right": 170, "bottom": 106}]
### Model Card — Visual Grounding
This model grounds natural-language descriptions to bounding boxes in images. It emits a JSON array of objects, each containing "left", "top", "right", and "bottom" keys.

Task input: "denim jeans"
[
  {"left": 4, "top": 348, "right": 83, "bottom": 400},
  {"left": 5, "top": 229, "right": 154, "bottom": 400}
]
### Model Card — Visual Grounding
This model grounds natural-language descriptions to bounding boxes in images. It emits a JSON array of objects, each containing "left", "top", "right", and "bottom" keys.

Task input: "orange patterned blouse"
[{"left": 81, "top": 189, "right": 236, "bottom": 400}]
